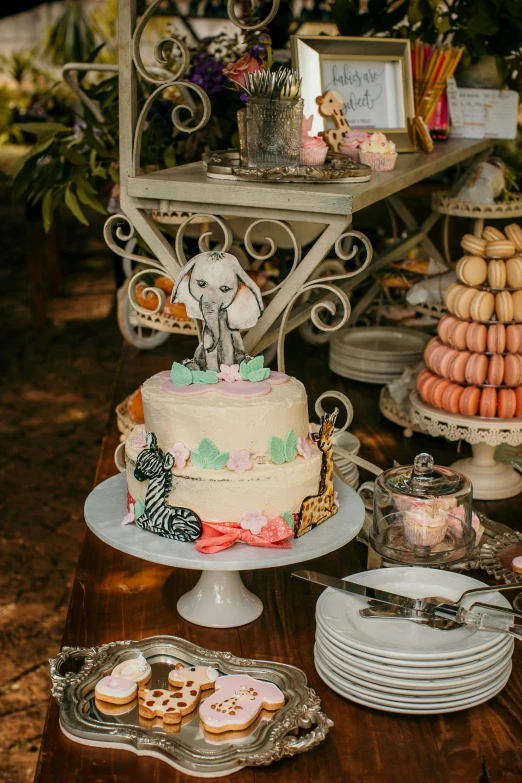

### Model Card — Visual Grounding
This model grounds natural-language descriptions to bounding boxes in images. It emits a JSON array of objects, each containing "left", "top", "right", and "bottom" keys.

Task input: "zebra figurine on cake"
[{"left": 133, "top": 432, "right": 202, "bottom": 542}]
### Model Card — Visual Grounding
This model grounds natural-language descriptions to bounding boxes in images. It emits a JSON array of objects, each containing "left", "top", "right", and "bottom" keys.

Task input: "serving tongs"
[{"left": 292, "top": 570, "right": 522, "bottom": 638}]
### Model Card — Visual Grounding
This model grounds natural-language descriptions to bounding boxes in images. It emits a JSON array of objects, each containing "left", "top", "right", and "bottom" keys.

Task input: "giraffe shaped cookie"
[
  {"left": 199, "top": 674, "right": 285, "bottom": 734},
  {"left": 295, "top": 409, "right": 339, "bottom": 537},
  {"left": 139, "top": 664, "right": 218, "bottom": 725}
]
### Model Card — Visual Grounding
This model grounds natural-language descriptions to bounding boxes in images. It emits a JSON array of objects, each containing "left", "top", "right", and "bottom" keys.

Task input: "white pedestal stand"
[
  {"left": 410, "top": 392, "right": 522, "bottom": 500},
  {"left": 84, "top": 473, "right": 365, "bottom": 628}
]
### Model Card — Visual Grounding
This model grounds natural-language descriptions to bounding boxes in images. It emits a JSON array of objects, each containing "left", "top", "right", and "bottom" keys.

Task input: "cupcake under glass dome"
[{"left": 369, "top": 453, "right": 475, "bottom": 564}]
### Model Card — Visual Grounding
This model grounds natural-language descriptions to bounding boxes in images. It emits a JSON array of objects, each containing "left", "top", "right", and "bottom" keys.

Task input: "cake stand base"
[
  {"left": 177, "top": 570, "right": 263, "bottom": 628},
  {"left": 410, "top": 392, "right": 522, "bottom": 501},
  {"left": 84, "top": 473, "right": 365, "bottom": 628}
]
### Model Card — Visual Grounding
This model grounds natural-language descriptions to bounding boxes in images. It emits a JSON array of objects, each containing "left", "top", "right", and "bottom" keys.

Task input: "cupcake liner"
[
  {"left": 300, "top": 146, "right": 328, "bottom": 166},
  {"left": 359, "top": 151, "right": 398, "bottom": 172},
  {"left": 338, "top": 146, "right": 360, "bottom": 161},
  {"left": 403, "top": 517, "right": 448, "bottom": 547}
]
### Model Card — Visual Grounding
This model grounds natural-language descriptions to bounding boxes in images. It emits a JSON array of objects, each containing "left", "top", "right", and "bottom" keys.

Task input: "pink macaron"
[
  {"left": 441, "top": 383, "right": 464, "bottom": 413},
  {"left": 431, "top": 344, "right": 452, "bottom": 376},
  {"left": 450, "top": 350, "right": 472, "bottom": 383},
  {"left": 437, "top": 315, "right": 459, "bottom": 345},
  {"left": 506, "top": 324, "right": 521, "bottom": 354},
  {"left": 448, "top": 320, "right": 470, "bottom": 350},
  {"left": 487, "top": 354, "right": 505, "bottom": 386},
  {"left": 465, "top": 353, "right": 489, "bottom": 386},
  {"left": 515, "top": 387, "right": 522, "bottom": 417},
  {"left": 504, "top": 354, "right": 522, "bottom": 386},
  {"left": 487, "top": 323, "right": 506, "bottom": 354},
  {"left": 498, "top": 388, "right": 516, "bottom": 419},
  {"left": 480, "top": 387, "right": 498, "bottom": 418},
  {"left": 466, "top": 322, "right": 487, "bottom": 353},
  {"left": 424, "top": 337, "right": 442, "bottom": 365},
  {"left": 439, "top": 348, "right": 460, "bottom": 380},
  {"left": 459, "top": 386, "right": 481, "bottom": 416}
]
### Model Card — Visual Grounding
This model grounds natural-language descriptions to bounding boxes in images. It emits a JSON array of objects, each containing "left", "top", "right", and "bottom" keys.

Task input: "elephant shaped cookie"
[{"left": 199, "top": 674, "right": 285, "bottom": 733}]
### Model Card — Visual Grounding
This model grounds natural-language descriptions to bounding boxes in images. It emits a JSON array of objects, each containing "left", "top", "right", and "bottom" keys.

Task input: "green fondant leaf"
[
  {"left": 239, "top": 360, "right": 249, "bottom": 380},
  {"left": 170, "top": 362, "right": 193, "bottom": 386},
  {"left": 198, "top": 438, "right": 219, "bottom": 464},
  {"left": 269, "top": 436, "right": 286, "bottom": 465},
  {"left": 134, "top": 498, "right": 146, "bottom": 519},
  {"left": 249, "top": 367, "right": 270, "bottom": 383},
  {"left": 282, "top": 511, "right": 295, "bottom": 530},
  {"left": 284, "top": 429, "right": 297, "bottom": 462},
  {"left": 192, "top": 370, "right": 219, "bottom": 385},
  {"left": 190, "top": 450, "right": 205, "bottom": 470},
  {"left": 210, "top": 452, "right": 229, "bottom": 470},
  {"left": 247, "top": 355, "right": 264, "bottom": 373}
]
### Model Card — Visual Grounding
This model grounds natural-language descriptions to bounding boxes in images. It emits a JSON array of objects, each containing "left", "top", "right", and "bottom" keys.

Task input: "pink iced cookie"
[
  {"left": 512, "top": 556, "right": 522, "bottom": 574},
  {"left": 95, "top": 675, "right": 137, "bottom": 705},
  {"left": 199, "top": 674, "right": 285, "bottom": 734}
]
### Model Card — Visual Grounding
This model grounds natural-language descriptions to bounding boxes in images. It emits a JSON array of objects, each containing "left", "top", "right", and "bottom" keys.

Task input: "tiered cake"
[
  {"left": 417, "top": 223, "right": 522, "bottom": 418},
  {"left": 123, "top": 249, "right": 338, "bottom": 546}
]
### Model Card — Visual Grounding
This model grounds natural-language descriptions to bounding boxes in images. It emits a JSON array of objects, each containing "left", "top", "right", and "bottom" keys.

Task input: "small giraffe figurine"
[
  {"left": 295, "top": 409, "right": 339, "bottom": 537},
  {"left": 316, "top": 89, "right": 351, "bottom": 152}
]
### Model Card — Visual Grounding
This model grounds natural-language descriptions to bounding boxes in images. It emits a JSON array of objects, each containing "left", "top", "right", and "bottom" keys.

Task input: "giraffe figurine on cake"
[
  {"left": 316, "top": 90, "right": 351, "bottom": 152},
  {"left": 295, "top": 409, "right": 339, "bottom": 537}
]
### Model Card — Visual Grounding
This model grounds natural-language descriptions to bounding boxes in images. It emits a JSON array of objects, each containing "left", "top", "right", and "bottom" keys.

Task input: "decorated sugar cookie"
[
  {"left": 139, "top": 686, "right": 202, "bottom": 724},
  {"left": 168, "top": 663, "right": 219, "bottom": 691},
  {"left": 199, "top": 674, "right": 285, "bottom": 734},
  {"left": 95, "top": 675, "right": 138, "bottom": 705},
  {"left": 95, "top": 696, "right": 137, "bottom": 716},
  {"left": 111, "top": 652, "right": 151, "bottom": 686}
]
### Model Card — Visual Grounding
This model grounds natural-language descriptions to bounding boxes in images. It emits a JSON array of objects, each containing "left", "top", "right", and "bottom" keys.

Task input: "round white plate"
[
  {"left": 314, "top": 654, "right": 511, "bottom": 714},
  {"left": 330, "top": 355, "right": 421, "bottom": 372},
  {"left": 316, "top": 567, "right": 511, "bottom": 660},
  {"left": 332, "top": 432, "right": 360, "bottom": 453},
  {"left": 315, "top": 635, "right": 512, "bottom": 696},
  {"left": 328, "top": 365, "right": 402, "bottom": 384},
  {"left": 330, "top": 327, "right": 429, "bottom": 358},
  {"left": 315, "top": 625, "right": 514, "bottom": 677}
]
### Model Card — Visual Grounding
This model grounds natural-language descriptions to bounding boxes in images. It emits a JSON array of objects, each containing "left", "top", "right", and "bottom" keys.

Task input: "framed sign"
[{"left": 291, "top": 36, "right": 416, "bottom": 152}]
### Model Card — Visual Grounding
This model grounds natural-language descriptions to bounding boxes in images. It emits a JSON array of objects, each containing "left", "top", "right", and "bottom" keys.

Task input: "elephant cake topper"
[{"left": 172, "top": 250, "right": 263, "bottom": 373}]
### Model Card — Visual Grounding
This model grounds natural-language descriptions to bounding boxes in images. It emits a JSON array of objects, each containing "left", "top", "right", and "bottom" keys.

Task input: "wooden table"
[{"left": 35, "top": 334, "right": 522, "bottom": 783}]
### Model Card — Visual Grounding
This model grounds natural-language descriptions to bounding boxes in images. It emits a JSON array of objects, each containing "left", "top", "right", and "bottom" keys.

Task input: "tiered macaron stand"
[{"left": 410, "top": 390, "right": 522, "bottom": 499}]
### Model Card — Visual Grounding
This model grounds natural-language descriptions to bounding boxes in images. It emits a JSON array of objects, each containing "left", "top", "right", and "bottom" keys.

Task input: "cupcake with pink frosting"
[
  {"left": 300, "top": 115, "right": 328, "bottom": 166},
  {"left": 403, "top": 506, "right": 448, "bottom": 547},
  {"left": 446, "top": 506, "right": 484, "bottom": 547},
  {"left": 359, "top": 132, "right": 398, "bottom": 172},
  {"left": 339, "top": 130, "right": 369, "bottom": 161}
]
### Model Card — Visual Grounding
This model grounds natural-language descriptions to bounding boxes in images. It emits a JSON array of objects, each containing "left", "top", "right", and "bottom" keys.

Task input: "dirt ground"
[{"left": 0, "top": 192, "right": 121, "bottom": 783}]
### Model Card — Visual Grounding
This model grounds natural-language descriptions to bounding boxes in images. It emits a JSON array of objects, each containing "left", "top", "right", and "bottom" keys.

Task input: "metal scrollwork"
[
  {"left": 227, "top": 0, "right": 280, "bottom": 30},
  {"left": 104, "top": 214, "right": 164, "bottom": 269},
  {"left": 132, "top": 0, "right": 190, "bottom": 85},
  {"left": 315, "top": 391, "right": 354, "bottom": 434},
  {"left": 128, "top": 268, "right": 168, "bottom": 316},
  {"left": 175, "top": 213, "right": 233, "bottom": 267},
  {"left": 243, "top": 219, "right": 301, "bottom": 297},
  {"left": 334, "top": 228, "right": 373, "bottom": 272}
]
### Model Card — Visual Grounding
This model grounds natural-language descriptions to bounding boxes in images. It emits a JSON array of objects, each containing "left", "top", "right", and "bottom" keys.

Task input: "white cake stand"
[
  {"left": 84, "top": 473, "right": 365, "bottom": 628},
  {"left": 410, "top": 391, "right": 522, "bottom": 500}
]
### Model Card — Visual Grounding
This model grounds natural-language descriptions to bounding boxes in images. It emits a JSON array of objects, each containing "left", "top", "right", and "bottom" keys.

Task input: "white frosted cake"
[{"left": 121, "top": 249, "right": 339, "bottom": 549}]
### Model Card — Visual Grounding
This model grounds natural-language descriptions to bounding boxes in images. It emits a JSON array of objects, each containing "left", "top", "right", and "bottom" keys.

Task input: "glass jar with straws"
[{"left": 244, "top": 68, "right": 303, "bottom": 168}]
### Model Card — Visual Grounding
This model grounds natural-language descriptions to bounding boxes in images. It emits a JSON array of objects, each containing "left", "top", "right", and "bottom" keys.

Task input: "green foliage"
[
  {"left": 239, "top": 356, "right": 270, "bottom": 382},
  {"left": 190, "top": 438, "right": 229, "bottom": 470},
  {"left": 269, "top": 430, "right": 297, "bottom": 465},
  {"left": 45, "top": 0, "right": 96, "bottom": 66}
]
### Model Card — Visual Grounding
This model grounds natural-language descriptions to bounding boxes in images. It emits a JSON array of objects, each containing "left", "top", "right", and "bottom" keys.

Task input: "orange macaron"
[
  {"left": 506, "top": 324, "right": 521, "bottom": 353},
  {"left": 466, "top": 322, "right": 487, "bottom": 353},
  {"left": 487, "top": 323, "right": 506, "bottom": 354},
  {"left": 419, "top": 372, "right": 440, "bottom": 404},
  {"left": 487, "top": 354, "right": 505, "bottom": 386},
  {"left": 430, "top": 378, "right": 451, "bottom": 409},
  {"left": 504, "top": 354, "right": 522, "bottom": 386},
  {"left": 480, "top": 387, "right": 497, "bottom": 417},
  {"left": 498, "top": 388, "right": 517, "bottom": 419},
  {"left": 450, "top": 350, "right": 472, "bottom": 383},
  {"left": 459, "top": 386, "right": 481, "bottom": 416},
  {"left": 515, "top": 387, "right": 522, "bottom": 417},
  {"left": 448, "top": 320, "right": 470, "bottom": 350},
  {"left": 439, "top": 348, "right": 460, "bottom": 380},
  {"left": 437, "top": 315, "right": 459, "bottom": 345},
  {"left": 441, "top": 383, "right": 464, "bottom": 414},
  {"left": 465, "top": 353, "right": 488, "bottom": 386}
]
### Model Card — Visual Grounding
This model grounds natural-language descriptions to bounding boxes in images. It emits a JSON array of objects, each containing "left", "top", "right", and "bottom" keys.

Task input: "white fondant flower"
[
  {"left": 333, "top": 490, "right": 340, "bottom": 508},
  {"left": 217, "top": 363, "right": 242, "bottom": 383},
  {"left": 227, "top": 449, "right": 253, "bottom": 473},
  {"left": 122, "top": 503, "right": 135, "bottom": 525},
  {"left": 241, "top": 508, "right": 268, "bottom": 535},
  {"left": 131, "top": 429, "right": 146, "bottom": 448},
  {"left": 297, "top": 436, "right": 312, "bottom": 460},
  {"left": 167, "top": 441, "right": 190, "bottom": 469}
]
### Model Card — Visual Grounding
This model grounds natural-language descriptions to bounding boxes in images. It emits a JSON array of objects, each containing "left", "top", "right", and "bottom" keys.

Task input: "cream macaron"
[
  {"left": 456, "top": 287, "right": 481, "bottom": 320},
  {"left": 461, "top": 234, "right": 486, "bottom": 256},
  {"left": 456, "top": 256, "right": 488, "bottom": 286},
  {"left": 482, "top": 226, "right": 505, "bottom": 242},
  {"left": 506, "top": 257, "right": 522, "bottom": 289},
  {"left": 445, "top": 283, "right": 467, "bottom": 315},
  {"left": 485, "top": 239, "right": 516, "bottom": 259},
  {"left": 487, "top": 259, "right": 507, "bottom": 289},
  {"left": 496, "top": 290, "right": 514, "bottom": 323},
  {"left": 469, "top": 290, "right": 495, "bottom": 322},
  {"left": 513, "top": 290, "right": 522, "bottom": 321},
  {"left": 505, "top": 224, "right": 522, "bottom": 253}
]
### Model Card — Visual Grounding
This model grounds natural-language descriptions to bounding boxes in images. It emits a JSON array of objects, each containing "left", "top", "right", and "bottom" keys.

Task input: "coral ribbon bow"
[{"left": 195, "top": 517, "right": 294, "bottom": 554}]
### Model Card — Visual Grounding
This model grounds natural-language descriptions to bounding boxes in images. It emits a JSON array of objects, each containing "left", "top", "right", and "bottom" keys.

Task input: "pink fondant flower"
[
  {"left": 333, "top": 490, "right": 340, "bottom": 508},
  {"left": 122, "top": 503, "right": 135, "bottom": 526},
  {"left": 217, "top": 363, "right": 242, "bottom": 383},
  {"left": 240, "top": 508, "right": 268, "bottom": 535},
  {"left": 167, "top": 441, "right": 190, "bottom": 469},
  {"left": 223, "top": 53, "right": 262, "bottom": 87},
  {"left": 297, "top": 436, "right": 312, "bottom": 460},
  {"left": 130, "top": 429, "right": 146, "bottom": 448},
  {"left": 227, "top": 449, "right": 253, "bottom": 473}
]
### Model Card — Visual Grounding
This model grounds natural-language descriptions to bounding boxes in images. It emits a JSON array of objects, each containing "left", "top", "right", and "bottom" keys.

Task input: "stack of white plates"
[
  {"left": 329, "top": 327, "right": 428, "bottom": 384},
  {"left": 315, "top": 567, "right": 514, "bottom": 714},
  {"left": 332, "top": 431, "right": 360, "bottom": 489}
]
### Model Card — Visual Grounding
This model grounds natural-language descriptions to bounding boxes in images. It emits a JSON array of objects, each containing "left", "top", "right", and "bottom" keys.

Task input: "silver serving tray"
[
  {"left": 50, "top": 635, "right": 332, "bottom": 777},
  {"left": 202, "top": 149, "right": 372, "bottom": 183}
]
